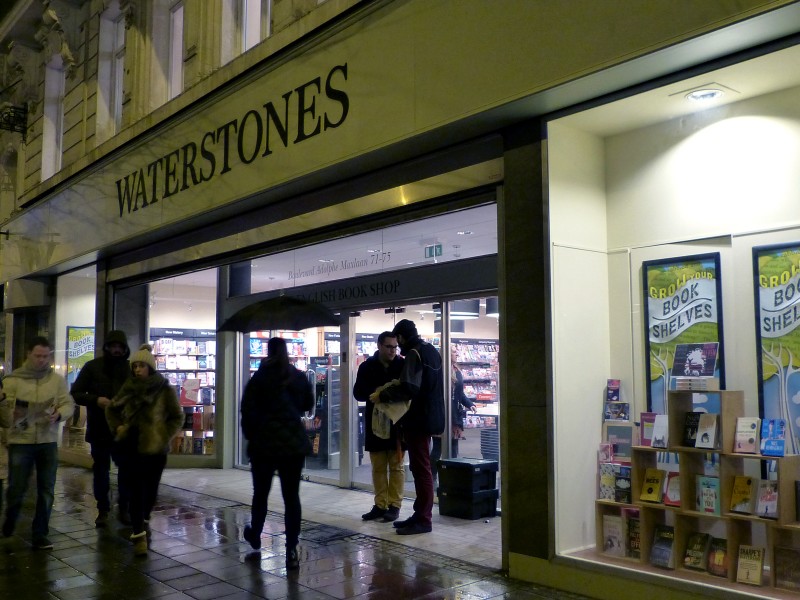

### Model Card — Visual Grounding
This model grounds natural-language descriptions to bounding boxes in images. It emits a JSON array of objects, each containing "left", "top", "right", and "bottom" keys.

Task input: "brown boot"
[{"left": 131, "top": 531, "right": 148, "bottom": 556}]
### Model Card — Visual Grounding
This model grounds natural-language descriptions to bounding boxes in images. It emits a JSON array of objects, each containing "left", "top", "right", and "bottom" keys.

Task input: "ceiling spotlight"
[
  {"left": 685, "top": 88, "right": 723, "bottom": 102},
  {"left": 457, "top": 230, "right": 473, "bottom": 236}
]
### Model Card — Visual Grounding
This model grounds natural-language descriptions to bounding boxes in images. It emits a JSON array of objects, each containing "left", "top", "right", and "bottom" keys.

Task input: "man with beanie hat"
[
  {"left": 371, "top": 319, "right": 444, "bottom": 535},
  {"left": 71, "top": 329, "right": 132, "bottom": 526}
]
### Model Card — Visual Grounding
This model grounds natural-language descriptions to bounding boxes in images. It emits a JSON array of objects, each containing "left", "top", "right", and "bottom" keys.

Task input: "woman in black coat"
[{"left": 240, "top": 337, "right": 314, "bottom": 569}]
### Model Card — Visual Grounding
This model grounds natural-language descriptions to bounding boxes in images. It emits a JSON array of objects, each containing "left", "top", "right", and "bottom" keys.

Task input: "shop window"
[
  {"left": 234, "top": 204, "right": 498, "bottom": 296},
  {"left": 55, "top": 266, "right": 98, "bottom": 455},
  {"left": 96, "top": 1, "right": 126, "bottom": 143},
  {"left": 41, "top": 56, "right": 65, "bottom": 180}
]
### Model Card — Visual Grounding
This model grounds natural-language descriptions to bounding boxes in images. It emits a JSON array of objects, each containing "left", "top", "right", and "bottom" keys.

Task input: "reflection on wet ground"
[{"left": 0, "top": 465, "right": 591, "bottom": 599}]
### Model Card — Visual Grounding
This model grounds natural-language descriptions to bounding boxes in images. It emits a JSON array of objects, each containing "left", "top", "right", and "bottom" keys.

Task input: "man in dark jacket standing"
[
  {"left": 373, "top": 319, "right": 444, "bottom": 535},
  {"left": 353, "top": 331, "right": 405, "bottom": 522},
  {"left": 70, "top": 329, "right": 131, "bottom": 527}
]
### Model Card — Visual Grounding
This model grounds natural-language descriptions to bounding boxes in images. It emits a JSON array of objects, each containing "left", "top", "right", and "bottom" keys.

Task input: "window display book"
[
  {"left": 601, "top": 514, "right": 626, "bottom": 557},
  {"left": 682, "top": 411, "right": 702, "bottom": 447},
  {"left": 755, "top": 479, "right": 778, "bottom": 519},
  {"left": 639, "top": 412, "right": 657, "bottom": 447},
  {"left": 639, "top": 468, "right": 666, "bottom": 503},
  {"left": 649, "top": 525, "right": 675, "bottom": 569},
  {"left": 662, "top": 471, "right": 681, "bottom": 507},
  {"left": 734, "top": 417, "right": 760, "bottom": 454},
  {"left": 603, "top": 422, "right": 636, "bottom": 463},
  {"left": 707, "top": 537, "right": 729, "bottom": 577},
  {"left": 650, "top": 414, "right": 669, "bottom": 449},
  {"left": 694, "top": 413, "right": 719, "bottom": 449},
  {"left": 775, "top": 546, "right": 800, "bottom": 591},
  {"left": 736, "top": 545, "right": 764, "bottom": 586},
  {"left": 695, "top": 475, "right": 721, "bottom": 515},
  {"left": 683, "top": 532, "right": 712, "bottom": 570},
  {"left": 760, "top": 418, "right": 786, "bottom": 457},
  {"left": 624, "top": 509, "right": 640, "bottom": 559},
  {"left": 729, "top": 475, "right": 758, "bottom": 514}
]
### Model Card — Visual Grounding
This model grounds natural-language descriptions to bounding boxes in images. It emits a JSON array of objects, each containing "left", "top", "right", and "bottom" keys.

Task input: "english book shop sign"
[
  {"left": 114, "top": 64, "right": 349, "bottom": 218},
  {"left": 642, "top": 253, "right": 725, "bottom": 414},
  {"left": 754, "top": 242, "right": 800, "bottom": 455}
]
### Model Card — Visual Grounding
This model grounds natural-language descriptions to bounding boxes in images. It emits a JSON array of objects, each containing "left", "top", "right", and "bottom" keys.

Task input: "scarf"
[{"left": 8, "top": 358, "right": 52, "bottom": 380}]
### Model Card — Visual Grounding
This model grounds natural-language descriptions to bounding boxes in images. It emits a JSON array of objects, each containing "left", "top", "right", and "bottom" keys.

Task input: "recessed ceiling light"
[
  {"left": 457, "top": 230, "right": 473, "bottom": 236},
  {"left": 318, "top": 259, "right": 333, "bottom": 263},
  {"left": 685, "top": 89, "right": 723, "bottom": 102}
]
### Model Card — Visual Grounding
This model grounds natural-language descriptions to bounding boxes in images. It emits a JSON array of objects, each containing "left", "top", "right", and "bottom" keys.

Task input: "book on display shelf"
[
  {"left": 755, "top": 479, "right": 778, "bottom": 519},
  {"left": 694, "top": 413, "right": 719, "bottom": 449},
  {"left": 682, "top": 411, "right": 702, "bottom": 447},
  {"left": 683, "top": 532, "right": 712, "bottom": 571},
  {"left": 598, "top": 463, "right": 616, "bottom": 501},
  {"left": 614, "top": 465, "right": 632, "bottom": 504},
  {"left": 603, "top": 422, "right": 636, "bottom": 463},
  {"left": 606, "top": 379, "right": 621, "bottom": 402},
  {"left": 650, "top": 414, "right": 669, "bottom": 449},
  {"left": 639, "top": 468, "right": 666, "bottom": 503},
  {"left": 774, "top": 546, "right": 800, "bottom": 591},
  {"left": 601, "top": 514, "right": 626, "bottom": 557},
  {"left": 598, "top": 442, "right": 614, "bottom": 463},
  {"left": 760, "top": 418, "right": 787, "bottom": 457},
  {"left": 622, "top": 508, "right": 640, "bottom": 559},
  {"left": 734, "top": 417, "right": 760, "bottom": 454},
  {"left": 662, "top": 471, "right": 681, "bottom": 507},
  {"left": 736, "top": 545, "right": 764, "bottom": 586},
  {"left": 639, "top": 412, "right": 657, "bottom": 447},
  {"left": 649, "top": 524, "right": 675, "bottom": 569},
  {"left": 729, "top": 475, "right": 758, "bottom": 514},
  {"left": 706, "top": 537, "right": 728, "bottom": 577},
  {"left": 695, "top": 475, "right": 721, "bottom": 515}
]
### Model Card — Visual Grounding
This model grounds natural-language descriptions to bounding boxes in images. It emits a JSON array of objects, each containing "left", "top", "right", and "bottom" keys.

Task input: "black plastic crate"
[
  {"left": 437, "top": 487, "right": 499, "bottom": 520},
  {"left": 437, "top": 458, "right": 498, "bottom": 492}
]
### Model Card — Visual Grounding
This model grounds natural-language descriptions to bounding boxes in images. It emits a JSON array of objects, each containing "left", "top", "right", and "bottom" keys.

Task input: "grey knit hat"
[{"left": 130, "top": 344, "right": 157, "bottom": 373}]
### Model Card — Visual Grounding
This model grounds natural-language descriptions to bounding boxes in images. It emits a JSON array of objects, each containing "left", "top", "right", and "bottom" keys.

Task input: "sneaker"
[
  {"left": 382, "top": 506, "right": 400, "bottom": 522},
  {"left": 130, "top": 532, "right": 148, "bottom": 556},
  {"left": 286, "top": 546, "right": 299, "bottom": 570},
  {"left": 393, "top": 515, "right": 418, "bottom": 529},
  {"left": 361, "top": 505, "right": 387, "bottom": 521},
  {"left": 95, "top": 510, "right": 109, "bottom": 528},
  {"left": 33, "top": 537, "right": 54, "bottom": 550},
  {"left": 396, "top": 522, "right": 432, "bottom": 536},
  {"left": 243, "top": 525, "right": 261, "bottom": 550}
]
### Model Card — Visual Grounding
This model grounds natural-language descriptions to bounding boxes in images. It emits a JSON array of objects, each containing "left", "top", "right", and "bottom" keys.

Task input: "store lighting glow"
[
  {"left": 457, "top": 230, "right": 473, "bottom": 235},
  {"left": 685, "top": 88, "right": 723, "bottom": 102}
]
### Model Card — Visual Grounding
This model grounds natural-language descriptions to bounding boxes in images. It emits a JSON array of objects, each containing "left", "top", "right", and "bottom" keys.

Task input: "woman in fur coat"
[{"left": 106, "top": 344, "right": 182, "bottom": 556}]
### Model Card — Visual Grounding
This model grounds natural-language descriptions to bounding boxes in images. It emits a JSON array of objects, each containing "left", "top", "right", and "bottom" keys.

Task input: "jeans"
[
  {"left": 430, "top": 436, "right": 459, "bottom": 482},
  {"left": 91, "top": 442, "right": 129, "bottom": 513},
  {"left": 370, "top": 449, "right": 405, "bottom": 510},
  {"left": 249, "top": 453, "right": 304, "bottom": 548},
  {"left": 3, "top": 443, "right": 59, "bottom": 540},
  {"left": 127, "top": 453, "right": 167, "bottom": 535},
  {"left": 405, "top": 431, "right": 434, "bottom": 527}
]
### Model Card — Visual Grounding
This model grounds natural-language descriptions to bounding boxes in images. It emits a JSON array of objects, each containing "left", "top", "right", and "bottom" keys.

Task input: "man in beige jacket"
[{"left": 0, "top": 337, "right": 74, "bottom": 549}]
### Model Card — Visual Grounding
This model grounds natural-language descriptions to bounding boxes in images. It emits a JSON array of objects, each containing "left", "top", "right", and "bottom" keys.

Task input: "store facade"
[{"left": 4, "top": 1, "right": 800, "bottom": 597}]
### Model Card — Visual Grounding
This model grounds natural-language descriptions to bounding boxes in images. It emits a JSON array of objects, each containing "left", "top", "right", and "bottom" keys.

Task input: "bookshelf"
[
  {"left": 150, "top": 327, "right": 216, "bottom": 456},
  {"left": 596, "top": 389, "right": 800, "bottom": 595},
  {"left": 453, "top": 338, "right": 499, "bottom": 460}
]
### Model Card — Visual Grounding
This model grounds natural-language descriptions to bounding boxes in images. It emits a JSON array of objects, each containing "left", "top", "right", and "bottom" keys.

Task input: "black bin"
[
  {"left": 437, "top": 458, "right": 498, "bottom": 492},
  {"left": 438, "top": 487, "right": 499, "bottom": 519}
]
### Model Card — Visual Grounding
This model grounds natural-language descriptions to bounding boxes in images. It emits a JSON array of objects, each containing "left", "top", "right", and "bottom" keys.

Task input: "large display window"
[{"left": 548, "top": 44, "right": 800, "bottom": 596}]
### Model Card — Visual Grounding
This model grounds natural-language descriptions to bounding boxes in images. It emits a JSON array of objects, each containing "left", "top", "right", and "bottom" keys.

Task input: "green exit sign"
[{"left": 425, "top": 243, "right": 442, "bottom": 258}]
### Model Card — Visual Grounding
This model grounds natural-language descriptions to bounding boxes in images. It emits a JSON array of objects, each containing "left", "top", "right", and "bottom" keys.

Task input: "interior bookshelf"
[
  {"left": 595, "top": 389, "right": 800, "bottom": 595},
  {"left": 249, "top": 330, "right": 307, "bottom": 372},
  {"left": 150, "top": 327, "right": 216, "bottom": 456}
]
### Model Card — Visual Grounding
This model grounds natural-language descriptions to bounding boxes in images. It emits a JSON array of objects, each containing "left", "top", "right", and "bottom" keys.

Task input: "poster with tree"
[
  {"left": 642, "top": 253, "right": 725, "bottom": 414},
  {"left": 753, "top": 243, "right": 800, "bottom": 455}
]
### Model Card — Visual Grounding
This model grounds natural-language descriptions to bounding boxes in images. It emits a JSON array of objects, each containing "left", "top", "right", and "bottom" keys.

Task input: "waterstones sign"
[{"left": 115, "top": 64, "right": 350, "bottom": 218}]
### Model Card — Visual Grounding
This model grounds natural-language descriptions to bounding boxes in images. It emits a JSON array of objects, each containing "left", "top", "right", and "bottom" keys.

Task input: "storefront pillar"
[{"left": 500, "top": 121, "right": 551, "bottom": 571}]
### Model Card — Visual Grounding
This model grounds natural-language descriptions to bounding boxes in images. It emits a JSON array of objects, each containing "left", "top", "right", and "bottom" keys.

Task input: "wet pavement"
[{"left": 0, "top": 465, "right": 592, "bottom": 599}]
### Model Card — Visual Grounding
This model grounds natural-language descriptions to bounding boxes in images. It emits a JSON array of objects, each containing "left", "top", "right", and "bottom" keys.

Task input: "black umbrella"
[{"left": 218, "top": 295, "right": 339, "bottom": 332}]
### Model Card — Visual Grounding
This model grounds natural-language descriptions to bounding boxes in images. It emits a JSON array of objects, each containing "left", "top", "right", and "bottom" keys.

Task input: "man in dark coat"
[
  {"left": 374, "top": 319, "right": 444, "bottom": 535},
  {"left": 353, "top": 331, "right": 405, "bottom": 522},
  {"left": 70, "top": 329, "right": 131, "bottom": 526}
]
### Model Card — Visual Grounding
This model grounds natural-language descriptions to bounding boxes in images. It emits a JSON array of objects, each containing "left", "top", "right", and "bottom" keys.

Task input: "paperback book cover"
[
  {"left": 606, "top": 379, "right": 621, "bottom": 401},
  {"left": 707, "top": 537, "right": 729, "bottom": 577},
  {"left": 729, "top": 475, "right": 758, "bottom": 514},
  {"left": 682, "top": 411, "right": 702, "bottom": 447},
  {"left": 755, "top": 479, "right": 778, "bottom": 519},
  {"left": 640, "top": 468, "right": 666, "bottom": 503},
  {"left": 649, "top": 524, "right": 675, "bottom": 569},
  {"left": 734, "top": 417, "right": 760, "bottom": 454},
  {"left": 624, "top": 510, "right": 641, "bottom": 559},
  {"left": 650, "top": 414, "right": 669, "bottom": 449},
  {"left": 775, "top": 546, "right": 800, "bottom": 591},
  {"left": 694, "top": 413, "right": 719, "bottom": 449},
  {"left": 603, "top": 422, "right": 636, "bottom": 463},
  {"left": 662, "top": 471, "right": 681, "bottom": 507},
  {"left": 760, "top": 418, "right": 787, "bottom": 457},
  {"left": 696, "top": 475, "right": 721, "bottom": 515},
  {"left": 736, "top": 545, "right": 764, "bottom": 586},
  {"left": 683, "top": 532, "right": 712, "bottom": 570},
  {"left": 639, "top": 412, "right": 657, "bottom": 447},
  {"left": 602, "top": 514, "right": 626, "bottom": 557},
  {"left": 614, "top": 465, "right": 632, "bottom": 504},
  {"left": 598, "top": 463, "right": 617, "bottom": 500}
]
